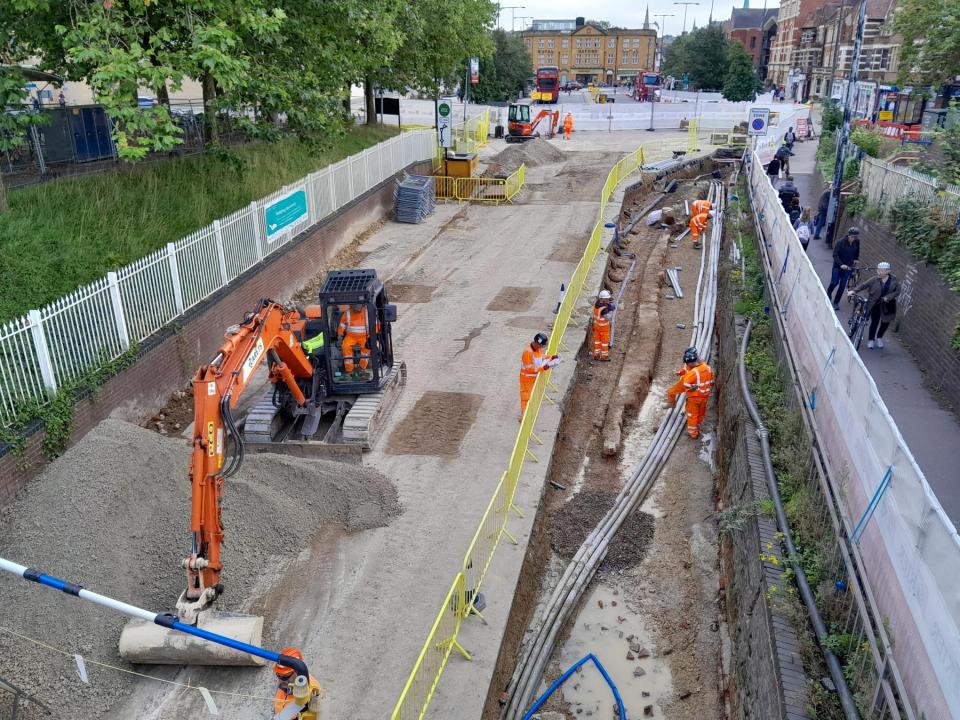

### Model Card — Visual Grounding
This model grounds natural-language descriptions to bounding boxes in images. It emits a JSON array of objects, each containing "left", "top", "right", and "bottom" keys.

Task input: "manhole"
[
  {"left": 487, "top": 286, "right": 541, "bottom": 311},
  {"left": 385, "top": 391, "right": 484, "bottom": 456}
]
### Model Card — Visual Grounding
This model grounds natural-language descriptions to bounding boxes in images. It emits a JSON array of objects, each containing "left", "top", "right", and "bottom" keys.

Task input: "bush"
[
  {"left": 821, "top": 100, "right": 843, "bottom": 134},
  {"left": 849, "top": 127, "right": 882, "bottom": 158}
]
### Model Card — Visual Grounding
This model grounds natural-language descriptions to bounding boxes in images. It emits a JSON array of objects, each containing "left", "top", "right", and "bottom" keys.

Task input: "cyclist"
[
  {"left": 826, "top": 227, "right": 860, "bottom": 310},
  {"left": 848, "top": 261, "right": 900, "bottom": 349}
]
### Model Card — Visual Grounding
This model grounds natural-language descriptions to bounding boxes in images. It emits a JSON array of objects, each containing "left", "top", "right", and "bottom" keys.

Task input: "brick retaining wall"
[{"left": 0, "top": 160, "right": 431, "bottom": 505}]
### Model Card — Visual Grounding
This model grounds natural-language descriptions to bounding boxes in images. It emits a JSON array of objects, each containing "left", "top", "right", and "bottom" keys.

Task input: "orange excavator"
[
  {"left": 506, "top": 102, "right": 560, "bottom": 143},
  {"left": 119, "top": 269, "right": 403, "bottom": 668}
]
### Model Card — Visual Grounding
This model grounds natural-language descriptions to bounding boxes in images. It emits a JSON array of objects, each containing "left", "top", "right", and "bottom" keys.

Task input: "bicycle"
[
  {"left": 848, "top": 293, "right": 870, "bottom": 350},
  {"left": 845, "top": 264, "right": 874, "bottom": 298}
]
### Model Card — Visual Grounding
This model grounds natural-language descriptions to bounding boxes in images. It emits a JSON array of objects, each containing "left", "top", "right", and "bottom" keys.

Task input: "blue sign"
[
  {"left": 265, "top": 189, "right": 308, "bottom": 241},
  {"left": 748, "top": 107, "right": 769, "bottom": 136}
]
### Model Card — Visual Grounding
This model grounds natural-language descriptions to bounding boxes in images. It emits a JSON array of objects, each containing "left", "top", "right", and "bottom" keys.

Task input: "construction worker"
[
  {"left": 519, "top": 332, "right": 559, "bottom": 416},
  {"left": 337, "top": 303, "right": 371, "bottom": 377},
  {"left": 666, "top": 346, "right": 714, "bottom": 439},
  {"left": 563, "top": 112, "right": 574, "bottom": 140},
  {"left": 273, "top": 647, "right": 323, "bottom": 718},
  {"left": 592, "top": 290, "right": 616, "bottom": 361},
  {"left": 690, "top": 194, "right": 712, "bottom": 217},
  {"left": 689, "top": 209, "right": 715, "bottom": 249}
]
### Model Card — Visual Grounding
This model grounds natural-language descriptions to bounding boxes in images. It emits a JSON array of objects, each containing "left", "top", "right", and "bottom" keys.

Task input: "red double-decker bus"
[
  {"left": 634, "top": 71, "right": 662, "bottom": 102},
  {"left": 535, "top": 66, "right": 559, "bottom": 103}
]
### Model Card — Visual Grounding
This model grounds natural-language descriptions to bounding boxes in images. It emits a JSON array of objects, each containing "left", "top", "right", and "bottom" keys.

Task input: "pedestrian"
[
  {"left": 58, "top": 90, "right": 66, "bottom": 108},
  {"left": 847, "top": 262, "right": 900, "bottom": 349},
  {"left": 788, "top": 196, "right": 802, "bottom": 225},
  {"left": 826, "top": 227, "right": 861, "bottom": 309},
  {"left": 814, "top": 182, "right": 832, "bottom": 240},
  {"left": 778, "top": 88, "right": 786, "bottom": 102},
  {"left": 563, "top": 112, "right": 573, "bottom": 140},
  {"left": 777, "top": 175, "right": 799, "bottom": 211},
  {"left": 689, "top": 209, "right": 714, "bottom": 250},
  {"left": 765, "top": 155, "right": 782, "bottom": 184},
  {"left": 784, "top": 126, "right": 797, "bottom": 149},
  {"left": 592, "top": 290, "right": 616, "bottom": 361},
  {"left": 775, "top": 143, "right": 794, "bottom": 175},
  {"left": 519, "top": 332, "right": 559, "bottom": 417},
  {"left": 666, "top": 346, "right": 714, "bottom": 440},
  {"left": 794, "top": 208, "right": 814, "bottom": 250}
]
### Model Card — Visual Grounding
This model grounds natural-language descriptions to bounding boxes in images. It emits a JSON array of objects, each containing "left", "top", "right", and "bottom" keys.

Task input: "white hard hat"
[
  {"left": 877, "top": 261, "right": 891, "bottom": 271},
  {"left": 598, "top": 290, "right": 612, "bottom": 300}
]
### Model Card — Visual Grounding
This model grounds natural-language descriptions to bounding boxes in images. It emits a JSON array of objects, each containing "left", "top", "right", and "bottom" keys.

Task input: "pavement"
[
  {"left": 108, "top": 130, "right": 703, "bottom": 719},
  {"left": 788, "top": 139, "right": 960, "bottom": 523}
]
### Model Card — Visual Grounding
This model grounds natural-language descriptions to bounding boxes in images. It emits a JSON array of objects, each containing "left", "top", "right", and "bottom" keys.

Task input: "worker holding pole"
[
  {"left": 519, "top": 333, "right": 559, "bottom": 417},
  {"left": 666, "top": 346, "right": 714, "bottom": 439}
]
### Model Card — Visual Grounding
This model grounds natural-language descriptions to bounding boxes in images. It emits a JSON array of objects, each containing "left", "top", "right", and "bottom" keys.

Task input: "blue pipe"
[{"left": 522, "top": 653, "right": 627, "bottom": 720}]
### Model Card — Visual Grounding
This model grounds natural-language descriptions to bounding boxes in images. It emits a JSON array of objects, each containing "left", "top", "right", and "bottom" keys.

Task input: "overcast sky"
[{"left": 495, "top": 0, "right": 781, "bottom": 36}]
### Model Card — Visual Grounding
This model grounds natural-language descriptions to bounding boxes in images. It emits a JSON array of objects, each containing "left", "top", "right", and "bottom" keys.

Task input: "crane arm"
[
  {"left": 179, "top": 300, "right": 314, "bottom": 622},
  {"left": 530, "top": 110, "right": 560, "bottom": 136}
]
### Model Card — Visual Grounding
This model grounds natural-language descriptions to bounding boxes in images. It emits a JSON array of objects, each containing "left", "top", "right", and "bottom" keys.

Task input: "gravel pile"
[
  {"left": 550, "top": 490, "right": 655, "bottom": 571},
  {"left": 0, "top": 419, "right": 400, "bottom": 719},
  {"left": 487, "top": 138, "right": 567, "bottom": 175}
]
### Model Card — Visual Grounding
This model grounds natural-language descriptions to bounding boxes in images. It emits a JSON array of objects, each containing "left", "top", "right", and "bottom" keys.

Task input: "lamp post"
[
  {"left": 673, "top": 2, "right": 699, "bottom": 35},
  {"left": 653, "top": 14, "right": 674, "bottom": 70},
  {"left": 497, "top": 5, "right": 525, "bottom": 32},
  {"left": 649, "top": 15, "right": 674, "bottom": 131}
]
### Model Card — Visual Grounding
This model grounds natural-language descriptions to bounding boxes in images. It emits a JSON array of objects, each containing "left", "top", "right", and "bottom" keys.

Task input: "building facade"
[
  {"left": 723, "top": 7, "right": 779, "bottom": 79},
  {"left": 766, "top": 0, "right": 825, "bottom": 93},
  {"left": 520, "top": 17, "right": 657, "bottom": 86}
]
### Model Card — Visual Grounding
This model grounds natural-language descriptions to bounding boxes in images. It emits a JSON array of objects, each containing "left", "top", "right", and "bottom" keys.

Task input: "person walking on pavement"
[
  {"left": 848, "top": 261, "right": 900, "bottom": 349},
  {"left": 689, "top": 209, "right": 714, "bottom": 249},
  {"left": 519, "top": 333, "right": 559, "bottom": 417},
  {"left": 765, "top": 155, "right": 782, "bottom": 184},
  {"left": 777, "top": 175, "right": 799, "bottom": 212},
  {"left": 794, "top": 208, "right": 814, "bottom": 250},
  {"left": 774, "top": 143, "right": 794, "bottom": 176},
  {"left": 563, "top": 113, "right": 574, "bottom": 140},
  {"left": 814, "top": 182, "right": 832, "bottom": 240},
  {"left": 592, "top": 290, "right": 616, "bottom": 361},
  {"left": 784, "top": 126, "right": 797, "bottom": 149},
  {"left": 826, "top": 227, "right": 861, "bottom": 309},
  {"left": 667, "top": 347, "right": 714, "bottom": 439}
]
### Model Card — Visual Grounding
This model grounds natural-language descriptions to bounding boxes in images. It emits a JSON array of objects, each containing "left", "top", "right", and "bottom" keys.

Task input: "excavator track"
[{"left": 342, "top": 360, "right": 406, "bottom": 449}]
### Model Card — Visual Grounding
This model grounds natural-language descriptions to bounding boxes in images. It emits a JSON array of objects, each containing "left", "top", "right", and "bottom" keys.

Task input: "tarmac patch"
[
  {"left": 385, "top": 391, "right": 484, "bottom": 456},
  {"left": 388, "top": 283, "right": 436, "bottom": 303},
  {"left": 487, "top": 286, "right": 541, "bottom": 311}
]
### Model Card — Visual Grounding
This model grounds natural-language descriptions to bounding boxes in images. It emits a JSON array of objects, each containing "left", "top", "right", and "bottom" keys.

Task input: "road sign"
[
  {"left": 265, "top": 189, "right": 308, "bottom": 241},
  {"left": 748, "top": 107, "right": 770, "bottom": 136},
  {"left": 437, "top": 96, "right": 454, "bottom": 148},
  {"left": 796, "top": 117, "right": 808, "bottom": 136}
]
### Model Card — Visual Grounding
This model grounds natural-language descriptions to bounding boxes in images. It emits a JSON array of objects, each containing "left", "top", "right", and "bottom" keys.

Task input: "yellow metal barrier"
[
  {"left": 434, "top": 175, "right": 457, "bottom": 201},
  {"left": 392, "top": 145, "right": 645, "bottom": 720},
  {"left": 432, "top": 164, "right": 525, "bottom": 205}
]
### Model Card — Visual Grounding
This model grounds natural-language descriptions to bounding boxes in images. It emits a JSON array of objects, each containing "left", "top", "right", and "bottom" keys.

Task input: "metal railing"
[
  {"left": 433, "top": 165, "right": 526, "bottom": 205},
  {"left": 859, "top": 155, "right": 960, "bottom": 223},
  {"left": 390, "top": 145, "right": 644, "bottom": 720},
  {"left": 0, "top": 130, "right": 438, "bottom": 426}
]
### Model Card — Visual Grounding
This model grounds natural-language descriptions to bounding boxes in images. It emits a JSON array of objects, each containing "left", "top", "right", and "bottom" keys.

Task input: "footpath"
[{"left": 789, "top": 139, "right": 960, "bottom": 523}]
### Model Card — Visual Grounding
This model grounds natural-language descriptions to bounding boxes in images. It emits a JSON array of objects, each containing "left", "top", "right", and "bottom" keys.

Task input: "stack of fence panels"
[{"left": 394, "top": 174, "right": 436, "bottom": 223}]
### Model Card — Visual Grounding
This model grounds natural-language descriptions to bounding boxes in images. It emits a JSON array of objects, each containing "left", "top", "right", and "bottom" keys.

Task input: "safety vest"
[
  {"left": 593, "top": 303, "right": 611, "bottom": 328},
  {"left": 564, "top": 116, "right": 573, "bottom": 130},
  {"left": 521, "top": 345, "right": 546, "bottom": 379},
  {"left": 691, "top": 200, "right": 711, "bottom": 216},
  {"left": 339, "top": 309, "right": 368, "bottom": 337},
  {"left": 690, "top": 212, "right": 710, "bottom": 231},
  {"left": 682, "top": 362, "right": 714, "bottom": 398}
]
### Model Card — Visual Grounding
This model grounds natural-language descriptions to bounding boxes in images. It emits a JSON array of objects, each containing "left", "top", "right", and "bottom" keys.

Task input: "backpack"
[{"left": 796, "top": 223, "right": 812, "bottom": 248}]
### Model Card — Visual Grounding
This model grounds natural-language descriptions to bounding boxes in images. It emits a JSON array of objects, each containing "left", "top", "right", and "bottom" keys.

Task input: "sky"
[{"left": 494, "top": 0, "right": 781, "bottom": 36}]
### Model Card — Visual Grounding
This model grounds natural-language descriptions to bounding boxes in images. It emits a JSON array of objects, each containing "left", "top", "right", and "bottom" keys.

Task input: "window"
[
  {"left": 548, "top": 39, "right": 554, "bottom": 49},
  {"left": 750, "top": 36, "right": 756, "bottom": 49},
  {"left": 608, "top": 38, "right": 616, "bottom": 48},
  {"left": 633, "top": 38, "right": 639, "bottom": 47},
  {"left": 607, "top": 53, "right": 614, "bottom": 64},
  {"left": 815, "top": 78, "right": 822, "bottom": 94},
  {"left": 562, "top": 39, "right": 569, "bottom": 48},
  {"left": 576, "top": 39, "right": 582, "bottom": 48},
  {"left": 622, "top": 53, "right": 630, "bottom": 64},
  {"left": 594, "top": 39, "right": 601, "bottom": 48},
  {"left": 561, "top": 53, "right": 568, "bottom": 64},
  {"left": 632, "top": 53, "right": 638, "bottom": 64}
]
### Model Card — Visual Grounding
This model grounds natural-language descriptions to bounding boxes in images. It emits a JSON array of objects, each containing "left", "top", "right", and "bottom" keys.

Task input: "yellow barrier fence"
[
  {"left": 391, "top": 145, "right": 645, "bottom": 720},
  {"left": 433, "top": 164, "right": 525, "bottom": 205},
  {"left": 452, "top": 109, "right": 491, "bottom": 154}
]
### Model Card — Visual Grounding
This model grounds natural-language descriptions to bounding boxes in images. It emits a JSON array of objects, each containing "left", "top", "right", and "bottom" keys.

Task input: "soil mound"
[
  {"left": 550, "top": 490, "right": 655, "bottom": 571},
  {"left": 486, "top": 138, "right": 567, "bottom": 175},
  {"left": 0, "top": 419, "right": 400, "bottom": 719}
]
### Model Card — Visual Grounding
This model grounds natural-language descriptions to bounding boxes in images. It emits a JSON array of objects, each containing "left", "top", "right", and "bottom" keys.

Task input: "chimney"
[{"left": 575, "top": 16, "right": 585, "bottom": 28}]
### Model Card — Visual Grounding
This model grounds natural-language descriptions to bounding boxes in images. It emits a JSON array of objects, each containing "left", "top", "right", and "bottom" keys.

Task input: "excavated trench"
[{"left": 484, "top": 160, "right": 727, "bottom": 720}]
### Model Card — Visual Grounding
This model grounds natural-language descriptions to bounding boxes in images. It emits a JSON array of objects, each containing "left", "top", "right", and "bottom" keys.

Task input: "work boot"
[{"left": 693, "top": 241, "right": 703, "bottom": 250}]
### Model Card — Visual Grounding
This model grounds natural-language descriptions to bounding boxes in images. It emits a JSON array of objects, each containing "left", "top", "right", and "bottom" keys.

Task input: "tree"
[
  {"left": 894, "top": 0, "right": 960, "bottom": 88},
  {"left": 471, "top": 29, "right": 531, "bottom": 103},
  {"left": 662, "top": 25, "right": 728, "bottom": 90},
  {"left": 0, "top": 69, "right": 46, "bottom": 212},
  {"left": 722, "top": 42, "right": 760, "bottom": 102}
]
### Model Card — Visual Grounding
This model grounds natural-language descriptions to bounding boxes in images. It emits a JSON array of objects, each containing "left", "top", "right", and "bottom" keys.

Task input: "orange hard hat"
[{"left": 274, "top": 647, "right": 304, "bottom": 679}]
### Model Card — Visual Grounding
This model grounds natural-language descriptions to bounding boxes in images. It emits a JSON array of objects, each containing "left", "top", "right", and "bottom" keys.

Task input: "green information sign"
[{"left": 265, "top": 189, "right": 308, "bottom": 241}]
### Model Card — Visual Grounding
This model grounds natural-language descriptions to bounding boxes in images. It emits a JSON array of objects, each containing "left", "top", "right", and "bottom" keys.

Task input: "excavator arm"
[
  {"left": 178, "top": 300, "right": 314, "bottom": 623},
  {"left": 530, "top": 110, "right": 560, "bottom": 137}
]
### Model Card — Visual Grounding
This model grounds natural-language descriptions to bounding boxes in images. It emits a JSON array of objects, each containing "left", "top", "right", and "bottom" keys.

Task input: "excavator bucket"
[{"left": 118, "top": 610, "right": 265, "bottom": 666}]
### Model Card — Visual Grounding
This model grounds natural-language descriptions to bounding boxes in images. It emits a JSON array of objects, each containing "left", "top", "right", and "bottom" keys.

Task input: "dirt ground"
[{"left": 485, "top": 176, "right": 725, "bottom": 720}]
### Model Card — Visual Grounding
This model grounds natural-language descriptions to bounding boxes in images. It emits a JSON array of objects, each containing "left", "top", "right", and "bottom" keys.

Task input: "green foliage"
[
  {"left": 935, "top": 122, "right": 960, "bottom": 185},
  {"left": 849, "top": 127, "right": 882, "bottom": 158},
  {"left": 844, "top": 194, "right": 867, "bottom": 217},
  {"left": 0, "top": 68, "right": 47, "bottom": 210},
  {"left": 821, "top": 100, "right": 843, "bottom": 134},
  {"left": 471, "top": 29, "right": 531, "bottom": 103},
  {"left": 816, "top": 130, "right": 837, "bottom": 180},
  {"left": 722, "top": 42, "right": 761, "bottom": 102},
  {"left": 894, "top": 0, "right": 960, "bottom": 88},
  {"left": 662, "top": 25, "right": 729, "bottom": 91},
  {"left": 0, "top": 125, "right": 396, "bottom": 321}
]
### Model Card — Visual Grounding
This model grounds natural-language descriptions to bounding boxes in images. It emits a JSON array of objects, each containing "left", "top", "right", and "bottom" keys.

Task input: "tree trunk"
[
  {"left": 342, "top": 91, "right": 352, "bottom": 117},
  {"left": 202, "top": 71, "right": 218, "bottom": 145},
  {"left": 156, "top": 81, "right": 171, "bottom": 107},
  {"left": 0, "top": 177, "right": 8, "bottom": 214},
  {"left": 364, "top": 77, "right": 376, "bottom": 125}
]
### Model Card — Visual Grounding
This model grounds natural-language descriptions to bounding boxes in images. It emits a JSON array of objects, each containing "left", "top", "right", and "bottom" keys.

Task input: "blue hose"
[{"left": 522, "top": 652, "right": 627, "bottom": 720}]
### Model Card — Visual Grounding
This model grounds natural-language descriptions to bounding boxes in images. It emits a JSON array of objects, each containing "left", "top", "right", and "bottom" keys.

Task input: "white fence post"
[
  {"left": 212, "top": 219, "right": 229, "bottom": 286},
  {"left": 106, "top": 272, "right": 131, "bottom": 351},
  {"left": 27, "top": 310, "right": 57, "bottom": 396},
  {"left": 250, "top": 201, "right": 265, "bottom": 260},
  {"left": 328, "top": 171, "right": 337, "bottom": 212},
  {"left": 166, "top": 243, "right": 185, "bottom": 315}
]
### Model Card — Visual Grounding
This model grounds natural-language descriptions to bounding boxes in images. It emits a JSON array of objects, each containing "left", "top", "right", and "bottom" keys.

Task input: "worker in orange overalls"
[
  {"left": 690, "top": 195, "right": 712, "bottom": 217},
  {"left": 338, "top": 303, "right": 371, "bottom": 377},
  {"left": 519, "top": 332, "right": 559, "bottom": 417},
  {"left": 667, "top": 346, "right": 714, "bottom": 439},
  {"left": 273, "top": 647, "right": 323, "bottom": 719},
  {"left": 563, "top": 113, "right": 574, "bottom": 140},
  {"left": 688, "top": 209, "right": 715, "bottom": 250},
  {"left": 592, "top": 289, "right": 616, "bottom": 361}
]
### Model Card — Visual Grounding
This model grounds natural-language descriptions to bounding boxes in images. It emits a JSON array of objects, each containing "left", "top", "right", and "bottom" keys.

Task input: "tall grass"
[{"left": 0, "top": 125, "right": 398, "bottom": 322}]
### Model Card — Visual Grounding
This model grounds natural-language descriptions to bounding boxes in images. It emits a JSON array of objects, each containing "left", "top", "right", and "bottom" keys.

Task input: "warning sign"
[{"left": 748, "top": 107, "right": 770, "bottom": 136}]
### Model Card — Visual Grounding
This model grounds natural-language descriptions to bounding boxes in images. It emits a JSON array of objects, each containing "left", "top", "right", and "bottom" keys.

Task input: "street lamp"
[
  {"left": 497, "top": 5, "right": 525, "bottom": 32},
  {"left": 673, "top": 2, "right": 699, "bottom": 35},
  {"left": 648, "top": 15, "right": 673, "bottom": 131},
  {"left": 653, "top": 13, "right": 674, "bottom": 70}
]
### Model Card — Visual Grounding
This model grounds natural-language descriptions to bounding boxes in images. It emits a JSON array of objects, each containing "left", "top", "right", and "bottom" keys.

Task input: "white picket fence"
[
  {"left": 860, "top": 155, "right": 960, "bottom": 223},
  {"left": 0, "top": 130, "right": 437, "bottom": 425}
]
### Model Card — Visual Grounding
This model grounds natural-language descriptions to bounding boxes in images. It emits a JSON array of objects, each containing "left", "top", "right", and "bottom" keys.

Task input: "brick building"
[
  {"left": 519, "top": 16, "right": 657, "bottom": 86},
  {"left": 767, "top": 0, "right": 826, "bottom": 95},
  {"left": 723, "top": 6, "right": 779, "bottom": 80}
]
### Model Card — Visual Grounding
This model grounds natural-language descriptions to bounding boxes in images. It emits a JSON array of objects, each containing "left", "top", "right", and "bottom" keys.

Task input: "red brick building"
[
  {"left": 767, "top": 0, "right": 827, "bottom": 95},
  {"left": 723, "top": 6, "right": 779, "bottom": 80}
]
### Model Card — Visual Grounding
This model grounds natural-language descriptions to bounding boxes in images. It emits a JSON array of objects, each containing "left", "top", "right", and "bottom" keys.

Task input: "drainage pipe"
[{"left": 739, "top": 319, "right": 861, "bottom": 720}]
